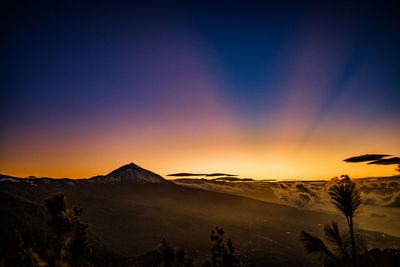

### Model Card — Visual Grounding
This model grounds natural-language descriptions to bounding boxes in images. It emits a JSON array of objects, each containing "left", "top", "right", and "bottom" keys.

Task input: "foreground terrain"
[{"left": 1, "top": 163, "right": 399, "bottom": 266}]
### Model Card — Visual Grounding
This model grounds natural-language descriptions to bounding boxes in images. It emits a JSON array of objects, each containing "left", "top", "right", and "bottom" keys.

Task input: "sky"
[{"left": 1, "top": 1, "right": 399, "bottom": 180}]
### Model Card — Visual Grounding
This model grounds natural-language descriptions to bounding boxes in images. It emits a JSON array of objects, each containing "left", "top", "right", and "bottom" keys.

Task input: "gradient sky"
[{"left": 1, "top": 1, "right": 399, "bottom": 179}]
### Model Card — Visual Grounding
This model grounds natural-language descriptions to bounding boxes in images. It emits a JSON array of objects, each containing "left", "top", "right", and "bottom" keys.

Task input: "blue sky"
[{"left": 1, "top": 1, "right": 399, "bottom": 179}]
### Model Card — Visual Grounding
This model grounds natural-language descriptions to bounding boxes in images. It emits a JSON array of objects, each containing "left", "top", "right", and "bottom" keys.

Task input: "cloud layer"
[{"left": 167, "top": 172, "right": 238, "bottom": 177}]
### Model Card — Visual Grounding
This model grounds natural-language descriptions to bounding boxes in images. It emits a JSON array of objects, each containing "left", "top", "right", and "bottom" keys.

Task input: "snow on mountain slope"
[
  {"left": 90, "top": 163, "right": 169, "bottom": 184},
  {"left": 0, "top": 163, "right": 169, "bottom": 185}
]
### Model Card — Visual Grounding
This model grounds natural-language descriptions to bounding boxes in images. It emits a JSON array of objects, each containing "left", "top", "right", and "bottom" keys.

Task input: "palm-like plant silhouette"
[
  {"left": 329, "top": 175, "right": 361, "bottom": 266},
  {"left": 323, "top": 221, "right": 348, "bottom": 258},
  {"left": 300, "top": 175, "right": 362, "bottom": 267}
]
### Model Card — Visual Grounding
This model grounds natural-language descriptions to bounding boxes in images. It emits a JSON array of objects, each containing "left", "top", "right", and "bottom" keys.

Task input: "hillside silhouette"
[{"left": 1, "top": 164, "right": 399, "bottom": 266}]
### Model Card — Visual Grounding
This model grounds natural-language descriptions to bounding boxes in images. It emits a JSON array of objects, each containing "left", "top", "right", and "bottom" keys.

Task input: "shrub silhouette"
[
  {"left": 358, "top": 248, "right": 400, "bottom": 266},
  {"left": 9, "top": 192, "right": 91, "bottom": 267},
  {"left": 151, "top": 238, "right": 193, "bottom": 267},
  {"left": 44, "top": 192, "right": 91, "bottom": 266},
  {"left": 16, "top": 231, "right": 47, "bottom": 267},
  {"left": 202, "top": 226, "right": 240, "bottom": 267}
]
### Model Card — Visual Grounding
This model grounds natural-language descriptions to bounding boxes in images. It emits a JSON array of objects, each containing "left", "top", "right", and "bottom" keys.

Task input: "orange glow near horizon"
[
  {"left": 1, "top": 114, "right": 398, "bottom": 180},
  {"left": 1, "top": 51, "right": 399, "bottom": 180},
  {"left": 1, "top": 11, "right": 399, "bottom": 180}
]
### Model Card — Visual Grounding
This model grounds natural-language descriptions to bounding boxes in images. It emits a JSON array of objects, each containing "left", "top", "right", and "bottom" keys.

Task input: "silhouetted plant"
[
  {"left": 324, "top": 221, "right": 348, "bottom": 258},
  {"left": 301, "top": 176, "right": 363, "bottom": 267},
  {"left": 300, "top": 230, "right": 338, "bottom": 265},
  {"left": 329, "top": 175, "right": 361, "bottom": 266},
  {"left": 358, "top": 248, "right": 400, "bottom": 266},
  {"left": 205, "top": 226, "right": 240, "bottom": 267},
  {"left": 152, "top": 238, "right": 193, "bottom": 267},
  {"left": 16, "top": 230, "right": 47, "bottom": 267},
  {"left": 45, "top": 192, "right": 91, "bottom": 267}
]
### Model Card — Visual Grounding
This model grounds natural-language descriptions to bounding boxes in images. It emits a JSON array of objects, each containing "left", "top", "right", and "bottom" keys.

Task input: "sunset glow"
[{"left": 1, "top": 2, "right": 399, "bottom": 180}]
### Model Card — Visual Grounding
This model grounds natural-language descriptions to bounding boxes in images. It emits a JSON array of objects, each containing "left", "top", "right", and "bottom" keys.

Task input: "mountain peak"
[
  {"left": 92, "top": 163, "right": 169, "bottom": 184},
  {"left": 125, "top": 162, "right": 140, "bottom": 168},
  {"left": 109, "top": 162, "right": 141, "bottom": 172}
]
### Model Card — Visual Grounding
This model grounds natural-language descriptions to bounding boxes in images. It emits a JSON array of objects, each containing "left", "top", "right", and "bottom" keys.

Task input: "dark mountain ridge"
[{"left": 0, "top": 162, "right": 170, "bottom": 185}]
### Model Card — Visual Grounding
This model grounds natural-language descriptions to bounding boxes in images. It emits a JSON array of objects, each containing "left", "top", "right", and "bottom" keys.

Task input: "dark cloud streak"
[
  {"left": 367, "top": 157, "right": 400, "bottom": 165},
  {"left": 344, "top": 154, "right": 389, "bottom": 163}
]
